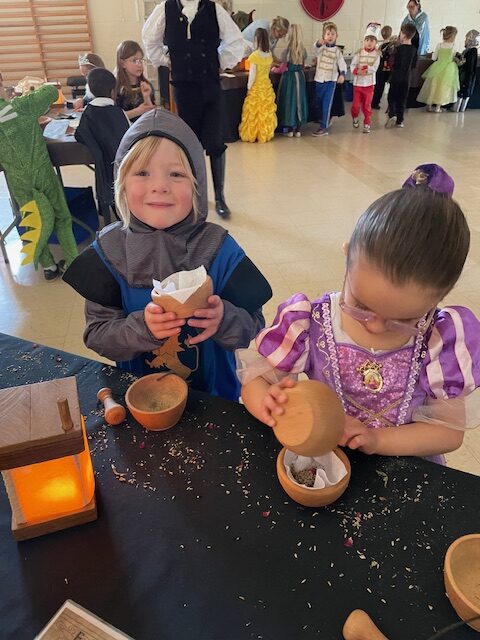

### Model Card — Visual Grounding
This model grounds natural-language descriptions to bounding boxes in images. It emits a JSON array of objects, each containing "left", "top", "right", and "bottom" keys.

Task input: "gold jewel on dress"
[{"left": 357, "top": 359, "right": 384, "bottom": 393}]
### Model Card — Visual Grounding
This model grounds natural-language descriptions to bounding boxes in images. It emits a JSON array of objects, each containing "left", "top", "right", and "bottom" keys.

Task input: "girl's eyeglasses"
[
  {"left": 126, "top": 57, "right": 144, "bottom": 66},
  {"left": 339, "top": 284, "right": 436, "bottom": 337}
]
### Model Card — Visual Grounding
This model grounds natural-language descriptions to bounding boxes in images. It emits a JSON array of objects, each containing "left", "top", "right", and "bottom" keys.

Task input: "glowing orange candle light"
[{"left": 0, "top": 377, "right": 97, "bottom": 541}]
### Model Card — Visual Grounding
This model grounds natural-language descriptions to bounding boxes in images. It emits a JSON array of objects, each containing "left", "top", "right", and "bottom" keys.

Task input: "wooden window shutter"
[{"left": 0, "top": 0, "right": 93, "bottom": 94}]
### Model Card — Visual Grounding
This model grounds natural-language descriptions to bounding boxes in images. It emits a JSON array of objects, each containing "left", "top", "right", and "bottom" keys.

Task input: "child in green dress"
[
  {"left": 418, "top": 26, "right": 460, "bottom": 112},
  {"left": 276, "top": 24, "right": 308, "bottom": 137}
]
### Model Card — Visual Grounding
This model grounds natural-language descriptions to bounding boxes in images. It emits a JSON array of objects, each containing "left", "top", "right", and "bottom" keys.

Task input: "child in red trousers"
[{"left": 351, "top": 25, "right": 381, "bottom": 133}]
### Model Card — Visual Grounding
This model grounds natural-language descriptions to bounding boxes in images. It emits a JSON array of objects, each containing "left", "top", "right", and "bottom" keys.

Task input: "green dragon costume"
[{"left": 0, "top": 84, "right": 78, "bottom": 268}]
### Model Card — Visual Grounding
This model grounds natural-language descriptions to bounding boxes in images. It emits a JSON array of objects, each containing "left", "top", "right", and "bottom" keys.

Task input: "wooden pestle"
[
  {"left": 97, "top": 388, "right": 126, "bottom": 426},
  {"left": 343, "top": 610, "right": 390, "bottom": 640}
]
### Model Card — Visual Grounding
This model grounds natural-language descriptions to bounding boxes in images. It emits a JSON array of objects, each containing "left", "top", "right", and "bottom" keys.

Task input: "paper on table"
[
  {"left": 42, "top": 119, "right": 70, "bottom": 139},
  {"left": 220, "top": 72, "right": 236, "bottom": 78},
  {"left": 152, "top": 265, "right": 207, "bottom": 304},
  {"left": 284, "top": 449, "right": 347, "bottom": 489},
  {"left": 35, "top": 599, "right": 133, "bottom": 639}
]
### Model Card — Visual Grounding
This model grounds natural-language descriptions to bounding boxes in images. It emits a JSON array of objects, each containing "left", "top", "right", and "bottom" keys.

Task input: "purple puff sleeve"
[
  {"left": 256, "top": 294, "right": 312, "bottom": 373},
  {"left": 420, "top": 306, "right": 480, "bottom": 399}
]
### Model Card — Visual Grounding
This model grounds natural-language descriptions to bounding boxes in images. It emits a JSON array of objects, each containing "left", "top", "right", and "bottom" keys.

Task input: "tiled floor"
[{"left": 1, "top": 106, "right": 480, "bottom": 475}]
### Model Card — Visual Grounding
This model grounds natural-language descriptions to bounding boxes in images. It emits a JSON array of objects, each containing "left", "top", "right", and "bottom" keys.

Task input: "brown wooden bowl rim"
[
  {"left": 276, "top": 446, "right": 351, "bottom": 498},
  {"left": 125, "top": 373, "right": 188, "bottom": 416},
  {"left": 444, "top": 533, "right": 480, "bottom": 616}
]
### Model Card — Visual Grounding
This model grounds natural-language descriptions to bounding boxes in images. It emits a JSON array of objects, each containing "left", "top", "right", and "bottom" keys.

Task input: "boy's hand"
[
  {"left": 261, "top": 378, "right": 296, "bottom": 427},
  {"left": 337, "top": 74, "right": 345, "bottom": 84},
  {"left": 186, "top": 295, "right": 224, "bottom": 345},
  {"left": 144, "top": 302, "right": 185, "bottom": 340},
  {"left": 339, "top": 415, "right": 378, "bottom": 454}
]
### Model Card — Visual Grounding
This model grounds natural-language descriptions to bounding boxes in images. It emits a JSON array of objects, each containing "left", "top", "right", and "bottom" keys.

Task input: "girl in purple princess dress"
[{"left": 238, "top": 164, "right": 480, "bottom": 464}]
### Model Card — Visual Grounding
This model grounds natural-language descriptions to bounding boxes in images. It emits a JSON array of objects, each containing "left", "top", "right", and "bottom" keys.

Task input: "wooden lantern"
[{"left": 0, "top": 377, "right": 97, "bottom": 541}]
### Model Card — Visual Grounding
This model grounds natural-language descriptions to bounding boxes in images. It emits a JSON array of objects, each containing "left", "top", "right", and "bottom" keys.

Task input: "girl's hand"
[
  {"left": 261, "top": 378, "right": 296, "bottom": 427},
  {"left": 144, "top": 302, "right": 185, "bottom": 340},
  {"left": 73, "top": 98, "right": 84, "bottom": 111},
  {"left": 186, "top": 295, "right": 224, "bottom": 345},
  {"left": 339, "top": 415, "right": 378, "bottom": 454},
  {"left": 337, "top": 74, "right": 345, "bottom": 84},
  {"left": 140, "top": 81, "right": 153, "bottom": 105},
  {"left": 140, "top": 80, "right": 151, "bottom": 95}
]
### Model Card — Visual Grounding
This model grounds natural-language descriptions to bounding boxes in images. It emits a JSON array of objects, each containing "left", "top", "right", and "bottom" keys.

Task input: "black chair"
[{"left": 66, "top": 76, "right": 86, "bottom": 99}]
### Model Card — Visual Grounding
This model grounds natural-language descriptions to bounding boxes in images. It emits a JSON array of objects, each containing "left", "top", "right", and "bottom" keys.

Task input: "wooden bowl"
[
  {"left": 273, "top": 380, "right": 345, "bottom": 457},
  {"left": 276, "top": 447, "right": 351, "bottom": 508},
  {"left": 151, "top": 276, "right": 213, "bottom": 319},
  {"left": 125, "top": 373, "right": 188, "bottom": 431},
  {"left": 444, "top": 534, "right": 480, "bottom": 631}
]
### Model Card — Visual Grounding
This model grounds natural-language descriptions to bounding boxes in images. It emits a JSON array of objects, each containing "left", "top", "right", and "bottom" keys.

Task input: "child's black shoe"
[{"left": 43, "top": 260, "right": 65, "bottom": 282}]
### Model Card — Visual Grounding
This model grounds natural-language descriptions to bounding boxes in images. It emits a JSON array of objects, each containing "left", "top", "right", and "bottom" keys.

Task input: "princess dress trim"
[
  {"left": 312, "top": 305, "right": 332, "bottom": 379},
  {"left": 316, "top": 296, "right": 427, "bottom": 427},
  {"left": 314, "top": 301, "right": 347, "bottom": 411},
  {"left": 396, "top": 331, "right": 427, "bottom": 425}
]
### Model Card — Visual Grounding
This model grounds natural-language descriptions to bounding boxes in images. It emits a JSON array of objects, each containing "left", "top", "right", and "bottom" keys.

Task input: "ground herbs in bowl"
[{"left": 291, "top": 466, "right": 317, "bottom": 487}]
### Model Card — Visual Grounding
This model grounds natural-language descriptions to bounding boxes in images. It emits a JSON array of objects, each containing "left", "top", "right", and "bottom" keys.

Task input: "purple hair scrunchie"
[{"left": 402, "top": 163, "right": 455, "bottom": 196}]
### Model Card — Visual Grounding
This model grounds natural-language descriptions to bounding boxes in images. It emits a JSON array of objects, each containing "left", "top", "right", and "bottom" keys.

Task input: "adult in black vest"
[{"left": 143, "top": 0, "right": 244, "bottom": 218}]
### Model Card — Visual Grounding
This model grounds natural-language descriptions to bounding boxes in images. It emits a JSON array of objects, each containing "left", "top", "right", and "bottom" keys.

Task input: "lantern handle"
[{"left": 57, "top": 397, "right": 74, "bottom": 432}]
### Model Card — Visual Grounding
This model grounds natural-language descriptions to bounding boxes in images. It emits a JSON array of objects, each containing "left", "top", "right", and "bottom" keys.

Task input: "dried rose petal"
[
  {"left": 262, "top": 511, "right": 270, "bottom": 518},
  {"left": 343, "top": 537, "right": 354, "bottom": 548},
  {"left": 139, "top": 441, "right": 146, "bottom": 449}
]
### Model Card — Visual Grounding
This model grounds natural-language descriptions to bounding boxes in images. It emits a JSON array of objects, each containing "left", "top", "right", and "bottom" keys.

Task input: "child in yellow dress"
[{"left": 239, "top": 28, "right": 277, "bottom": 143}]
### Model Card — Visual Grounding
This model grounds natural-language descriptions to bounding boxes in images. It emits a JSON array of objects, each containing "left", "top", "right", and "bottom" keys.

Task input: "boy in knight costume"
[{"left": 63, "top": 109, "right": 272, "bottom": 401}]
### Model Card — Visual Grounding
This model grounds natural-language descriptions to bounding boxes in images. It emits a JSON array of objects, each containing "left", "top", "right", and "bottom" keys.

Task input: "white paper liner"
[
  {"left": 152, "top": 266, "right": 207, "bottom": 304},
  {"left": 284, "top": 449, "right": 348, "bottom": 490}
]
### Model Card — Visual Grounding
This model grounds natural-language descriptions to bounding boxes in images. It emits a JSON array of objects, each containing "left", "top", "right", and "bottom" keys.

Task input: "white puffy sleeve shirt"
[{"left": 142, "top": 1, "right": 244, "bottom": 70}]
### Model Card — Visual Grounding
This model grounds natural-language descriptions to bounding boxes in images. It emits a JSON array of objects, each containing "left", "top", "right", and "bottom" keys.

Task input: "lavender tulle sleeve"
[
  {"left": 414, "top": 306, "right": 480, "bottom": 430},
  {"left": 236, "top": 294, "right": 311, "bottom": 386}
]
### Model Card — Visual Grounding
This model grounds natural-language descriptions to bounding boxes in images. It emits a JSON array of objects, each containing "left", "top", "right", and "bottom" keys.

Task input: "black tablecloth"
[{"left": 0, "top": 334, "right": 479, "bottom": 640}]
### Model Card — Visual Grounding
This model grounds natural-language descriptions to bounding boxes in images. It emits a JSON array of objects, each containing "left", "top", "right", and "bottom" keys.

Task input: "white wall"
[
  {"left": 86, "top": 0, "right": 480, "bottom": 70},
  {"left": 87, "top": 0, "right": 144, "bottom": 71}
]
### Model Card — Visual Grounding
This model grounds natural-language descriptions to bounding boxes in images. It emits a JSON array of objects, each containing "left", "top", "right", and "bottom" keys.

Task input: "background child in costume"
[
  {"left": 418, "top": 26, "right": 460, "bottom": 112},
  {"left": 276, "top": 24, "right": 308, "bottom": 138},
  {"left": 72, "top": 52, "right": 106, "bottom": 110},
  {"left": 0, "top": 77, "right": 77, "bottom": 280},
  {"left": 372, "top": 25, "right": 395, "bottom": 110},
  {"left": 239, "top": 28, "right": 277, "bottom": 143},
  {"left": 238, "top": 164, "right": 480, "bottom": 463},
  {"left": 64, "top": 109, "right": 272, "bottom": 401},
  {"left": 74, "top": 69, "right": 130, "bottom": 222},
  {"left": 350, "top": 26, "right": 380, "bottom": 134},
  {"left": 115, "top": 40, "right": 155, "bottom": 122},
  {"left": 311, "top": 22, "right": 346, "bottom": 137},
  {"left": 385, "top": 22, "right": 417, "bottom": 129},
  {"left": 454, "top": 29, "right": 479, "bottom": 112}
]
